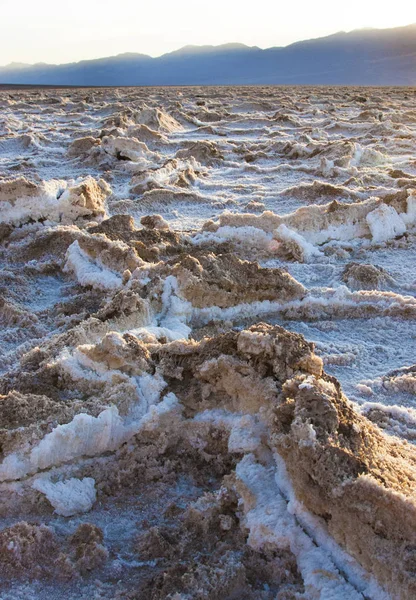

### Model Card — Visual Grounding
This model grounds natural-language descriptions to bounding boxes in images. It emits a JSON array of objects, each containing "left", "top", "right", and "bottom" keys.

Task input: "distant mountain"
[{"left": 1, "top": 24, "right": 415, "bottom": 86}]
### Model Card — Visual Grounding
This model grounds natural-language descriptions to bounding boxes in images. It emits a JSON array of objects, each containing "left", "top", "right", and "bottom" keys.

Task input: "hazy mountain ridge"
[{"left": 1, "top": 24, "right": 415, "bottom": 85}]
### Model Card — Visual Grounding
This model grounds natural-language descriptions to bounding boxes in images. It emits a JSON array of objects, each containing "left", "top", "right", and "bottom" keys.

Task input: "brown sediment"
[
  {"left": 13, "top": 226, "right": 88, "bottom": 263},
  {"left": 67, "top": 233, "right": 145, "bottom": 276},
  {"left": 69, "top": 523, "right": 108, "bottom": 575},
  {"left": 134, "top": 487, "right": 303, "bottom": 600},
  {"left": 155, "top": 323, "right": 322, "bottom": 416},
  {"left": 0, "top": 319, "right": 415, "bottom": 598},
  {"left": 169, "top": 253, "right": 306, "bottom": 308},
  {"left": 67, "top": 136, "right": 101, "bottom": 157},
  {"left": 0, "top": 521, "right": 107, "bottom": 581},
  {"left": 279, "top": 179, "right": 360, "bottom": 201},
  {"left": 342, "top": 262, "right": 394, "bottom": 289},
  {"left": 88, "top": 213, "right": 189, "bottom": 260},
  {"left": 127, "top": 124, "right": 168, "bottom": 146},
  {"left": 0, "top": 177, "right": 40, "bottom": 203},
  {"left": 272, "top": 373, "right": 416, "bottom": 600},
  {"left": 140, "top": 188, "right": 209, "bottom": 207},
  {"left": 175, "top": 140, "right": 224, "bottom": 165},
  {"left": 0, "top": 522, "right": 61, "bottom": 578}
]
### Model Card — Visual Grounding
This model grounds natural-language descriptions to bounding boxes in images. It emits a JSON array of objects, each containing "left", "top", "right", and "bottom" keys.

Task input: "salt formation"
[
  {"left": 130, "top": 158, "right": 203, "bottom": 194},
  {"left": 273, "top": 372, "right": 416, "bottom": 600},
  {"left": 175, "top": 140, "right": 224, "bottom": 165},
  {"left": 67, "top": 136, "right": 101, "bottom": 158},
  {"left": 0, "top": 177, "right": 111, "bottom": 225},
  {"left": 135, "top": 107, "right": 183, "bottom": 133},
  {"left": 63, "top": 235, "right": 144, "bottom": 290},
  {"left": 101, "top": 135, "right": 159, "bottom": 163},
  {"left": 0, "top": 86, "right": 415, "bottom": 600},
  {"left": 342, "top": 262, "right": 394, "bottom": 290},
  {"left": 32, "top": 477, "right": 97, "bottom": 517},
  {"left": 202, "top": 192, "right": 416, "bottom": 253}
]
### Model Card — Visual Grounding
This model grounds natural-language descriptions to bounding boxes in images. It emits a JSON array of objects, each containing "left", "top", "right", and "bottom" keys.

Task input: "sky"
[{"left": 0, "top": 0, "right": 415, "bottom": 66}]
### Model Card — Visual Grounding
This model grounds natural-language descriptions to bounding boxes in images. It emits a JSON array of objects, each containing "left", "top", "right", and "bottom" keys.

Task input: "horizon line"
[{"left": 1, "top": 21, "right": 415, "bottom": 69}]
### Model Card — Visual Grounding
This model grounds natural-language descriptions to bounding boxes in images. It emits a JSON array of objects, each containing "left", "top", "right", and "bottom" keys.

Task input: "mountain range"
[{"left": 1, "top": 24, "right": 415, "bottom": 86}]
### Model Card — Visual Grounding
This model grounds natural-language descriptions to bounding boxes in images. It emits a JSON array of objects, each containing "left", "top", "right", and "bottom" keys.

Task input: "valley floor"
[{"left": 0, "top": 85, "right": 415, "bottom": 599}]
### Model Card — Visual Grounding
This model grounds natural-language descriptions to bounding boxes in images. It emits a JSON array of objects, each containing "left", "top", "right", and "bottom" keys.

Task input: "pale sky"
[{"left": 0, "top": 0, "right": 415, "bottom": 66}]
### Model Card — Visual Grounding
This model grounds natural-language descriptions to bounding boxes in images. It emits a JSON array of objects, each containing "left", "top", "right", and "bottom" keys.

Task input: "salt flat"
[{"left": 0, "top": 86, "right": 415, "bottom": 599}]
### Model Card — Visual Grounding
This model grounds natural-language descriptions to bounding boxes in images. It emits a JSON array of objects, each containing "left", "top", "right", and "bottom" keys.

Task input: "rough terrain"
[{"left": 0, "top": 86, "right": 415, "bottom": 599}]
